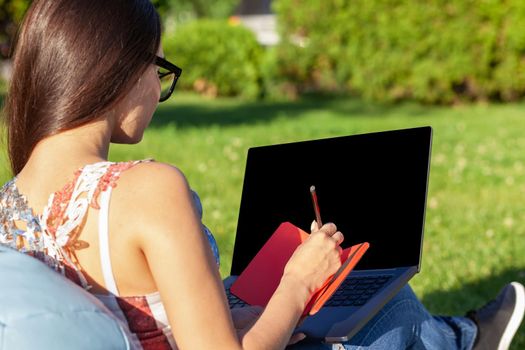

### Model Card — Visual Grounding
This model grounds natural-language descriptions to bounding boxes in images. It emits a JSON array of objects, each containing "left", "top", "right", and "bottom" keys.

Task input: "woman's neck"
[{"left": 18, "top": 118, "right": 113, "bottom": 178}]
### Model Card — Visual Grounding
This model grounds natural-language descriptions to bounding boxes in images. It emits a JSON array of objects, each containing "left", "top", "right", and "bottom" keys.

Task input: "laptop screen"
[{"left": 231, "top": 126, "right": 432, "bottom": 276}]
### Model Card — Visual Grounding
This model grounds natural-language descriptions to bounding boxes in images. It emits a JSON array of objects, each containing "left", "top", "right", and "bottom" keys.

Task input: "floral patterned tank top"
[{"left": 0, "top": 160, "right": 220, "bottom": 349}]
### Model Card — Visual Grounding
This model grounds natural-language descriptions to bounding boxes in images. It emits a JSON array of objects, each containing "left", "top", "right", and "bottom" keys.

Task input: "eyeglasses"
[{"left": 155, "top": 56, "right": 182, "bottom": 102}]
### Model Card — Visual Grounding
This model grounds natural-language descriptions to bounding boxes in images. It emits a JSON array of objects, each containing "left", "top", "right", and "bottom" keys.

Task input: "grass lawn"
[{"left": 1, "top": 93, "right": 524, "bottom": 347}]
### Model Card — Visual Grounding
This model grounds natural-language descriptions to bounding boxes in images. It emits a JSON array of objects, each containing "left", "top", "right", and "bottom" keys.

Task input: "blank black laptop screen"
[{"left": 231, "top": 127, "right": 432, "bottom": 276}]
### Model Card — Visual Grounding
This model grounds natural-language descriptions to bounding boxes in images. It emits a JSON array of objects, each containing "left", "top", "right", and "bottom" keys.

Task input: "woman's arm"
[{"left": 130, "top": 162, "right": 342, "bottom": 350}]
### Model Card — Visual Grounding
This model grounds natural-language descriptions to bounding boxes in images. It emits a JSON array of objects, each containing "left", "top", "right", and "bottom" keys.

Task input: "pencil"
[{"left": 310, "top": 185, "right": 323, "bottom": 228}]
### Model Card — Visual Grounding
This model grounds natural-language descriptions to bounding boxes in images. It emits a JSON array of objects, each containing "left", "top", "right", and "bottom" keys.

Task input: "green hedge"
[
  {"left": 163, "top": 19, "right": 262, "bottom": 99},
  {"left": 272, "top": 0, "right": 525, "bottom": 103}
]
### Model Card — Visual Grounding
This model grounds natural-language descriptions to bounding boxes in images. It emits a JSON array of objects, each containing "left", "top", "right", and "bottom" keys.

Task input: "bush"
[
  {"left": 163, "top": 19, "right": 263, "bottom": 99},
  {"left": 153, "top": 0, "right": 240, "bottom": 20},
  {"left": 272, "top": 0, "right": 525, "bottom": 104}
]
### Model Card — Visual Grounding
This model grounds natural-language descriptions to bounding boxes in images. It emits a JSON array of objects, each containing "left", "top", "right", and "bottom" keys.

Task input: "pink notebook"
[{"left": 230, "top": 222, "right": 369, "bottom": 316}]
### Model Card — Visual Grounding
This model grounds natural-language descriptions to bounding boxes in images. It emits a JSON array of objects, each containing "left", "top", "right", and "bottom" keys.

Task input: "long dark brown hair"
[{"left": 3, "top": 0, "right": 161, "bottom": 175}]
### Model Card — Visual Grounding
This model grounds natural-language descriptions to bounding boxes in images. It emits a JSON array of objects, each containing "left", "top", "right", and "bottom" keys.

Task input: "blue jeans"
[{"left": 287, "top": 284, "right": 477, "bottom": 350}]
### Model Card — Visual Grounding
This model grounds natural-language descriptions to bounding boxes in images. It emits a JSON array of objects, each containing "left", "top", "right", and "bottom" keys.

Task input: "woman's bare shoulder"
[
  {"left": 123, "top": 160, "right": 188, "bottom": 186},
  {"left": 115, "top": 160, "right": 192, "bottom": 199},
  {"left": 109, "top": 161, "right": 198, "bottom": 237}
]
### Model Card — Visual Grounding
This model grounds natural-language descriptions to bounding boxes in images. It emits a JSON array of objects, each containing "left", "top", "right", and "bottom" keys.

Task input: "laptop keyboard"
[
  {"left": 324, "top": 275, "right": 393, "bottom": 307},
  {"left": 226, "top": 288, "right": 249, "bottom": 308},
  {"left": 227, "top": 274, "right": 392, "bottom": 309}
]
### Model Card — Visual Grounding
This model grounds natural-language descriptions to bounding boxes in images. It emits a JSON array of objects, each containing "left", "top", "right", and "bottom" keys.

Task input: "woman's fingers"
[
  {"left": 318, "top": 222, "right": 337, "bottom": 236},
  {"left": 331, "top": 231, "right": 344, "bottom": 245},
  {"left": 311, "top": 221, "right": 338, "bottom": 236},
  {"left": 310, "top": 220, "right": 319, "bottom": 232},
  {"left": 285, "top": 221, "right": 345, "bottom": 294},
  {"left": 314, "top": 222, "right": 344, "bottom": 245}
]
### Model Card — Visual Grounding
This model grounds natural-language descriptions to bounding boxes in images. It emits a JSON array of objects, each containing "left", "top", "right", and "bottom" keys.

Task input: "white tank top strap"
[
  {"left": 95, "top": 159, "right": 153, "bottom": 296},
  {"left": 98, "top": 186, "right": 120, "bottom": 296}
]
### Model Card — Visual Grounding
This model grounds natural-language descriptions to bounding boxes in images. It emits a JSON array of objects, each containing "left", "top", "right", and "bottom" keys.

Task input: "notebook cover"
[
  {"left": 305, "top": 241, "right": 369, "bottom": 315},
  {"left": 230, "top": 222, "right": 369, "bottom": 316}
]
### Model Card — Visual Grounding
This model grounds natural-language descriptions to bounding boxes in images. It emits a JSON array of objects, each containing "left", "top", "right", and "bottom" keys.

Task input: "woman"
[{"left": 1, "top": 1, "right": 523, "bottom": 349}]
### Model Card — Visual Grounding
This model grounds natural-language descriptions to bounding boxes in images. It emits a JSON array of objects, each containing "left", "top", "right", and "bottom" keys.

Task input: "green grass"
[{"left": 2, "top": 93, "right": 524, "bottom": 347}]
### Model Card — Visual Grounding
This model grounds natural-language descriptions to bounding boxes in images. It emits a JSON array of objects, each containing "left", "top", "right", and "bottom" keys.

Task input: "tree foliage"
[
  {"left": 272, "top": 0, "right": 525, "bottom": 103},
  {"left": 0, "top": 0, "right": 239, "bottom": 57},
  {"left": 163, "top": 19, "right": 262, "bottom": 98}
]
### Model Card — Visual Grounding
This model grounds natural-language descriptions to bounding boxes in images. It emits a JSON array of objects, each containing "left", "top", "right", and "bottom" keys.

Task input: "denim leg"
[{"left": 287, "top": 285, "right": 477, "bottom": 350}]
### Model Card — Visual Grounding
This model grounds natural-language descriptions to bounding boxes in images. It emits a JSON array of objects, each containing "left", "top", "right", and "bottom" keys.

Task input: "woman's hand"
[
  {"left": 283, "top": 221, "right": 344, "bottom": 296},
  {"left": 228, "top": 221, "right": 343, "bottom": 348}
]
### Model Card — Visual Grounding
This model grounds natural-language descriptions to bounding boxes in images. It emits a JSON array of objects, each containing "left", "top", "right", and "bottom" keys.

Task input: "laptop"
[{"left": 223, "top": 126, "right": 433, "bottom": 343}]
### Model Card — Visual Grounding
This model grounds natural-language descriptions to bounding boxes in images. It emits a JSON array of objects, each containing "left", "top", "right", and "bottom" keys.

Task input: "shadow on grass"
[
  {"left": 421, "top": 267, "right": 525, "bottom": 315},
  {"left": 149, "top": 94, "right": 439, "bottom": 129},
  {"left": 420, "top": 266, "right": 525, "bottom": 348}
]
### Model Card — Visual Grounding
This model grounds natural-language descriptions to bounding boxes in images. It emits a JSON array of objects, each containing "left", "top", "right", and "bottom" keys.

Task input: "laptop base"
[{"left": 224, "top": 266, "right": 418, "bottom": 343}]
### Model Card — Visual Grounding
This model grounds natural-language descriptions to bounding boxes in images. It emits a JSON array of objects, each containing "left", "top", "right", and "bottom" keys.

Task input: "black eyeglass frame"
[{"left": 155, "top": 56, "right": 182, "bottom": 102}]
